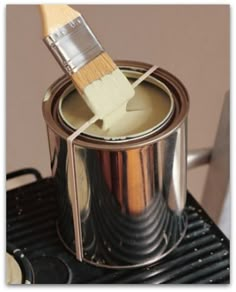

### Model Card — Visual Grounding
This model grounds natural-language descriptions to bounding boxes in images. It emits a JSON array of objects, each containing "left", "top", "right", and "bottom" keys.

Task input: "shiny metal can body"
[{"left": 43, "top": 61, "right": 189, "bottom": 269}]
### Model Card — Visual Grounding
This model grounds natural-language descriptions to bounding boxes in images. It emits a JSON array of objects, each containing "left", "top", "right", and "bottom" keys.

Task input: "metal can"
[{"left": 43, "top": 61, "right": 189, "bottom": 269}]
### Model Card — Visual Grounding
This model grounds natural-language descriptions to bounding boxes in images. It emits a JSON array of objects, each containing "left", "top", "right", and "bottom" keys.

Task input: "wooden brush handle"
[{"left": 39, "top": 4, "right": 80, "bottom": 37}]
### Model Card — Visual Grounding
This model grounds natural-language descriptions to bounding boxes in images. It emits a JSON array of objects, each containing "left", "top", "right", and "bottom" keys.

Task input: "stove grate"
[{"left": 7, "top": 176, "right": 229, "bottom": 284}]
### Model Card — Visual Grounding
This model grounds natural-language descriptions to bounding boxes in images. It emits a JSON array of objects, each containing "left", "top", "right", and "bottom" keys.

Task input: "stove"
[{"left": 7, "top": 168, "right": 230, "bottom": 284}]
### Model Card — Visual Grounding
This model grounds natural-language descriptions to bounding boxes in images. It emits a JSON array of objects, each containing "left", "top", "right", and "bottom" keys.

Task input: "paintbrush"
[{"left": 40, "top": 5, "right": 135, "bottom": 129}]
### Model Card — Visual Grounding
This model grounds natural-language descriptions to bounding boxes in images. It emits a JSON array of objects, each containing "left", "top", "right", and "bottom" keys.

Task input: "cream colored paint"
[
  {"left": 60, "top": 78, "right": 171, "bottom": 139},
  {"left": 83, "top": 68, "right": 135, "bottom": 125},
  {"left": 6, "top": 253, "right": 22, "bottom": 284}
]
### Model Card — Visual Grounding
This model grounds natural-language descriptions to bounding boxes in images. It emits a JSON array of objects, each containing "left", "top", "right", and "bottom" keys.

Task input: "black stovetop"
[{"left": 7, "top": 168, "right": 230, "bottom": 284}]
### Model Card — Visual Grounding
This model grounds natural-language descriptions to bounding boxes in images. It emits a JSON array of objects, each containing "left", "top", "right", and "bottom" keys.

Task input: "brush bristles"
[{"left": 71, "top": 52, "right": 117, "bottom": 93}]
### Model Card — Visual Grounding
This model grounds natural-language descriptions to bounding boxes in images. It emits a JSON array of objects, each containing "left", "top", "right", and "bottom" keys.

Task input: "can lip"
[{"left": 43, "top": 61, "right": 189, "bottom": 150}]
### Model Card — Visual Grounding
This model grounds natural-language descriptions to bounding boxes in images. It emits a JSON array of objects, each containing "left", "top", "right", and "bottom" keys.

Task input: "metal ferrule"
[{"left": 44, "top": 16, "right": 104, "bottom": 75}]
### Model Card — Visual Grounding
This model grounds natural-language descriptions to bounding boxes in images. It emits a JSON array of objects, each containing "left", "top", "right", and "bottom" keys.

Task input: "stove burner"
[{"left": 31, "top": 256, "right": 71, "bottom": 284}]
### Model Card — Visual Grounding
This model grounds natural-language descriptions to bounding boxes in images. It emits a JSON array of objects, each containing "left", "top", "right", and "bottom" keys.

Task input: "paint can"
[{"left": 43, "top": 61, "right": 189, "bottom": 269}]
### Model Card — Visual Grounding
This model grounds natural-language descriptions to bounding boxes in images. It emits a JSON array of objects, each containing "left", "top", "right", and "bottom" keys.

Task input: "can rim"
[{"left": 43, "top": 61, "right": 189, "bottom": 150}]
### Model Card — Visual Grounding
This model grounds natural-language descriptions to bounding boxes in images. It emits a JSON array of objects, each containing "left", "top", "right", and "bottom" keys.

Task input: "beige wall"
[{"left": 6, "top": 5, "right": 229, "bottom": 205}]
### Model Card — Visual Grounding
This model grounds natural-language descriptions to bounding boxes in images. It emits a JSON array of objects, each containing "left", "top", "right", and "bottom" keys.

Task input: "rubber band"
[
  {"left": 132, "top": 65, "right": 158, "bottom": 89},
  {"left": 67, "top": 114, "right": 99, "bottom": 142}
]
